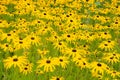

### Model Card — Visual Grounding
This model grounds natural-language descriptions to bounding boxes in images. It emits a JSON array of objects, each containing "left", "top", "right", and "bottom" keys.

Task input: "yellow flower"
[
  {"left": 37, "top": 57, "right": 56, "bottom": 72},
  {"left": 54, "top": 56, "right": 69, "bottom": 68},
  {"left": 99, "top": 40, "right": 115, "bottom": 51},
  {"left": 50, "top": 76, "right": 64, "bottom": 80},
  {"left": 37, "top": 49, "right": 49, "bottom": 58},
  {"left": 53, "top": 41, "right": 67, "bottom": 51},
  {"left": 0, "top": 43, "right": 14, "bottom": 52},
  {"left": 0, "top": 4, "right": 9, "bottom": 14},
  {"left": 19, "top": 62, "right": 33, "bottom": 75},
  {"left": 0, "top": 20, "right": 10, "bottom": 28},
  {"left": 97, "top": 32, "right": 112, "bottom": 40},
  {"left": 1, "top": 31, "right": 17, "bottom": 42},
  {"left": 25, "top": 33, "right": 41, "bottom": 46},
  {"left": 61, "top": 33, "right": 76, "bottom": 43},
  {"left": 73, "top": 54, "right": 89, "bottom": 69},
  {"left": 103, "top": 52, "right": 120, "bottom": 64},
  {"left": 65, "top": 48, "right": 80, "bottom": 58},
  {"left": 82, "top": 0, "right": 94, "bottom": 4},
  {"left": 12, "top": 37, "right": 30, "bottom": 50},
  {"left": 47, "top": 31, "right": 61, "bottom": 42},
  {"left": 3, "top": 55, "right": 28, "bottom": 69},
  {"left": 35, "top": 68, "right": 44, "bottom": 75},
  {"left": 90, "top": 62, "right": 109, "bottom": 75},
  {"left": 109, "top": 70, "right": 120, "bottom": 78},
  {"left": 31, "top": 19, "right": 45, "bottom": 26}
]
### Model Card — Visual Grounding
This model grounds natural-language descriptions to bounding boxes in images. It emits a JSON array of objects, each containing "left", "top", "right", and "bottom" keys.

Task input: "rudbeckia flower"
[
  {"left": 54, "top": 56, "right": 69, "bottom": 68},
  {"left": 37, "top": 57, "right": 56, "bottom": 72},
  {"left": 99, "top": 40, "right": 116, "bottom": 51},
  {"left": 102, "top": 52, "right": 120, "bottom": 64},
  {"left": 90, "top": 62, "right": 109, "bottom": 75},
  {"left": 50, "top": 76, "right": 64, "bottom": 80},
  {"left": 3, "top": 55, "right": 28, "bottom": 69},
  {"left": 19, "top": 62, "right": 33, "bottom": 75}
]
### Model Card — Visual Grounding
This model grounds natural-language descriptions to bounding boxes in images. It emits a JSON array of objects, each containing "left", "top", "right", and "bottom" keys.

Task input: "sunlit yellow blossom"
[
  {"left": 25, "top": 33, "right": 41, "bottom": 46},
  {"left": 103, "top": 52, "right": 120, "bottom": 64},
  {"left": 90, "top": 62, "right": 109, "bottom": 75},
  {"left": 73, "top": 54, "right": 89, "bottom": 69},
  {"left": 54, "top": 56, "right": 69, "bottom": 68},
  {"left": 50, "top": 76, "right": 64, "bottom": 80},
  {"left": 37, "top": 57, "right": 56, "bottom": 72},
  {"left": 99, "top": 40, "right": 116, "bottom": 51},
  {"left": 37, "top": 49, "right": 49, "bottom": 58},
  {"left": 109, "top": 70, "right": 120, "bottom": 78},
  {"left": 3, "top": 55, "right": 28, "bottom": 69},
  {"left": 19, "top": 62, "right": 33, "bottom": 75}
]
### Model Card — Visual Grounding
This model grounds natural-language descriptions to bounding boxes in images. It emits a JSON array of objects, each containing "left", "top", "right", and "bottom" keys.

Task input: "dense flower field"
[{"left": 0, "top": 0, "right": 120, "bottom": 80}]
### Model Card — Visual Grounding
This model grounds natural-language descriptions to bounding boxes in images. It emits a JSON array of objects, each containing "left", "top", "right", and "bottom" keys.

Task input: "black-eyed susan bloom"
[
  {"left": 37, "top": 57, "right": 56, "bottom": 72},
  {"left": 66, "top": 48, "right": 80, "bottom": 58},
  {"left": 3, "top": 55, "right": 28, "bottom": 69},
  {"left": 73, "top": 54, "right": 89, "bottom": 69},
  {"left": 99, "top": 40, "right": 116, "bottom": 51},
  {"left": 102, "top": 52, "right": 120, "bottom": 64},
  {"left": 54, "top": 56, "right": 69, "bottom": 68},
  {"left": 37, "top": 49, "right": 49, "bottom": 58},
  {"left": 35, "top": 68, "right": 44, "bottom": 75},
  {"left": 19, "top": 62, "right": 33, "bottom": 75},
  {"left": 12, "top": 37, "right": 30, "bottom": 50},
  {"left": 0, "top": 0, "right": 120, "bottom": 79},
  {"left": 97, "top": 32, "right": 112, "bottom": 40},
  {"left": 109, "top": 70, "right": 120, "bottom": 78},
  {"left": 50, "top": 76, "right": 64, "bottom": 80},
  {"left": 90, "top": 62, "right": 109, "bottom": 75},
  {"left": 25, "top": 33, "right": 41, "bottom": 46},
  {"left": 61, "top": 33, "right": 76, "bottom": 43},
  {"left": 0, "top": 43, "right": 14, "bottom": 52},
  {"left": 53, "top": 41, "right": 67, "bottom": 51}
]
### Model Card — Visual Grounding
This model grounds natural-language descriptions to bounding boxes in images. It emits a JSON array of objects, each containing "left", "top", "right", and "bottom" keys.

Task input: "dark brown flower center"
[
  {"left": 24, "top": 67, "right": 28, "bottom": 70},
  {"left": 27, "top": 3, "right": 30, "bottom": 5},
  {"left": 97, "top": 63, "right": 102, "bottom": 67},
  {"left": 67, "top": 35, "right": 70, "bottom": 37},
  {"left": 46, "top": 60, "right": 51, "bottom": 63},
  {"left": 83, "top": 45, "right": 86, "bottom": 47},
  {"left": 59, "top": 42, "right": 62, "bottom": 45},
  {"left": 104, "top": 32, "right": 107, "bottom": 35},
  {"left": 31, "top": 37, "right": 35, "bottom": 40},
  {"left": 66, "top": 15, "right": 69, "bottom": 17},
  {"left": 83, "top": 62, "right": 86, "bottom": 65},
  {"left": 19, "top": 41, "right": 23, "bottom": 44},
  {"left": 70, "top": 20, "right": 73, "bottom": 22},
  {"left": 54, "top": 36, "right": 57, "bottom": 39},
  {"left": 78, "top": 58, "right": 81, "bottom": 60},
  {"left": 113, "top": 54, "right": 116, "bottom": 56},
  {"left": 110, "top": 57, "right": 114, "bottom": 59},
  {"left": 116, "top": 6, "right": 118, "bottom": 8},
  {"left": 108, "top": 40, "right": 111, "bottom": 43},
  {"left": 115, "top": 22, "right": 118, "bottom": 24},
  {"left": 6, "top": 44, "right": 9, "bottom": 47},
  {"left": 44, "top": 13, "right": 46, "bottom": 15},
  {"left": 38, "top": 21, "right": 40, "bottom": 23},
  {"left": 104, "top": 44, "right": 108, "bottom": 46},
  {"left": 56, "top": 78, "right": 60, "bottom": 80},
  {"left": 59, "top": 59, "right": 63, "bottom": 62},
  {"left": 7, "top": 34, "right": 11, "bottom": 36},
  {"left": 72, "top": 49, "right": 77, "bottom": 52},
  {"left": 13, "top": 58, "right": 18, "bottom": 62}
]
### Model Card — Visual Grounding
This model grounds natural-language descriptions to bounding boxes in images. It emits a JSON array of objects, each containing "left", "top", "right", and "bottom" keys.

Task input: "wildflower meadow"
[{"left": 0, "top": 0, "right": 120, "bottom": 80}]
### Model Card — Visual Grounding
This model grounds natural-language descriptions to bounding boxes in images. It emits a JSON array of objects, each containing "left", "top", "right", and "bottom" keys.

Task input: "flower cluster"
[{"left": 0, "top": 0, "right": 120, "bottom": 80}]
